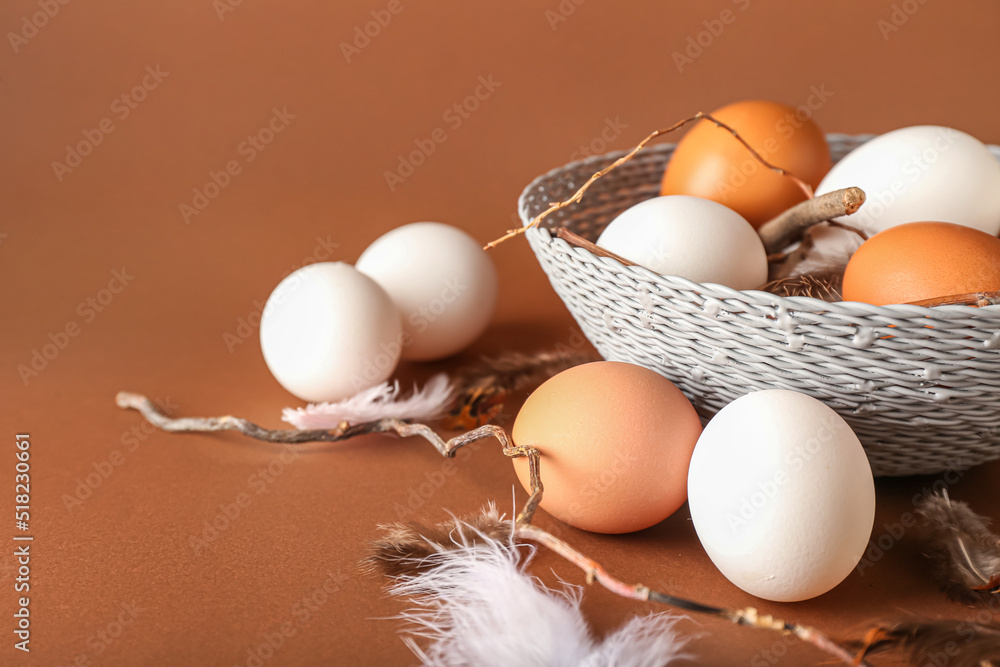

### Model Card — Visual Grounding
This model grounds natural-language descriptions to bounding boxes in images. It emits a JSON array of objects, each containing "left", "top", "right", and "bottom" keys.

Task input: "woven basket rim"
[{"left": 518, "top": 133, "right": 1000, "bottom": 320}]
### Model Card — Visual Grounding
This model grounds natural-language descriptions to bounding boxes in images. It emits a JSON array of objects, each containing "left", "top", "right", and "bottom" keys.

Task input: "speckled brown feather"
[
  {"left": 443, "top": 349, "right": 599, "bottom": 429},
  {"left": 363, "top": 503, "right": 513, "bottom": 579},
  {"left": 853, "top": 619, "right": 1000, "bottom": 666},
  {"left": 917, "top": 491, "right": 1000, "bottom": 604}
]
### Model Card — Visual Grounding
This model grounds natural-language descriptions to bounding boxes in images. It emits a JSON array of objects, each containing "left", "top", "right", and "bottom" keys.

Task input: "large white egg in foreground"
[
  {"left": 687, "top": 390, "right": 875, "bottom": 602},
  {"left": 357, "top": 222, "right": 498, "bottom": 361},
  {"left": 596, "top": 195, "right": 768, "bottom": 290},
  {"left": 816, "top": 125, "right": 1000, "bottom": 235},
  {"left": 260, "top": 262, "right": 402, "bottom": 402}
]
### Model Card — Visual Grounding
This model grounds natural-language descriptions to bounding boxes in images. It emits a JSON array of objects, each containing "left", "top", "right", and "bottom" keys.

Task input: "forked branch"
[
  {"left": 484, "top": 112, "right": 815, "bottom": 251},
  {"left": 116, "top": 390, "right": 866, "bottom": 665}
]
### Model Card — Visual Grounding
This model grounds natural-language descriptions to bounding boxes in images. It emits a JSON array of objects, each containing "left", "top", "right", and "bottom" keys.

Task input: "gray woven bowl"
[{"left": 520, "top": 134, "right": 1000, "bottom": 477}]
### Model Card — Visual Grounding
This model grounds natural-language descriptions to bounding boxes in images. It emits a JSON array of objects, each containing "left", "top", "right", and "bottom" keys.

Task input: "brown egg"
[
  {"left": 660, "top": 100, "right": 831, "bottom": 228},
  {"left": 511, "top": 361, "right": 702, "bottom": 534},
  {"left": 842, "top": 222, "right": 1000, "bottom": 305}
]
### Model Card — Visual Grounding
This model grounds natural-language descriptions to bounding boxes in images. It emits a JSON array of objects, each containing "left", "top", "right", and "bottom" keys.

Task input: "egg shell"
[
  {"left": 596, "top": 195, "right": 768, "bottom": 290},
  {"left": 816, "top": 125, "right": 1000, "bottom": 236},
  {"left": 842, "top": 221, "right": 1000, "bottom": 305},
  {"left": 687, "top": 390, "right": 875, "bottom": 602},
  {"left": 660, "top": 100, "right": 832, "bottom": 227},
  {"left": 512, "top": 361, "right": 702, "bottom": 534},
  {"left": 356, "top": 222, "right": 498, "bottom": 361},
  {"left": 259, "top": 262, "right": 402, "bottom": 402}
]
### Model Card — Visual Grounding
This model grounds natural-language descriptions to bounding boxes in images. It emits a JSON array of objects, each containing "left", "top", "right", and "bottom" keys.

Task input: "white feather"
[
  {"left": 387, "top": 513, "right": 692, "bottom": 667},
  {"left": 791, "top": 224, "right": 865, "bottom": 277},
  {"left": 281, "top": 373, "right": 454, "bottom": 428},
  {"left": 583, "top": 613, "right": 693, "bottom": 667}
]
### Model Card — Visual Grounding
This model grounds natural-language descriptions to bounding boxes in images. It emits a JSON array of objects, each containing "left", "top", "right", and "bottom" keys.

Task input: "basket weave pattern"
[{"left": 520, "top": 135, "right": 1000, "bottom": 477}]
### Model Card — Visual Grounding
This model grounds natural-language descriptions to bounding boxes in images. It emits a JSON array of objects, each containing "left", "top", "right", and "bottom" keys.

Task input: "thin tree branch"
[
  {"left": 757, "top": 187, "right": 866, "bottom": 254},
  {"left": 906, "top": 291, "right": 1000, "bottom": 308},
  {"left": 555, "top": 228, "right": 638, "bottom": 266},
  {"left": 116, "top": 390, "right": 867, "bottom": 665},
  {"left": 484, "top": 112, "right": 815, "bottom": 251}
]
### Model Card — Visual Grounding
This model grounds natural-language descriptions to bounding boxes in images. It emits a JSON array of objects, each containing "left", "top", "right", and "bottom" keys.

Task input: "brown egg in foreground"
[
  {"left": 512, "top": 361, "right": 702, "bottom": 534},
  {"left": 660, "top": 99, "right": 832, "bottom": 228},
  {"left": 842, "top": 221, "right": 1000, "bottom": 305}
]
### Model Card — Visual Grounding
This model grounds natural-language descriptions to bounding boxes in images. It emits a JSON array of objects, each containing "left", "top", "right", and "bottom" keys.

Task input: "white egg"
[
  {"left": 687, "top": 390, "right": 875, "bottom": 602},
  {"left": 816, "top": 125, "right": 1000, "bottom": 235},
  {"left": 595, "top": 195, "right": 768, "bottom": 290},
  {"left": 356, "top": 222, "right": 498, "bottom": 361},
  {"left": 259, "top": 262, "right": 402, "bottom": 402}
]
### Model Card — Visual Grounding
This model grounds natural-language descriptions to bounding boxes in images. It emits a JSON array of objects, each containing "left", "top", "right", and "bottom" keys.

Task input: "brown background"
[{"left": 3, "top": 0, "right": 1000, "bottom": 664}]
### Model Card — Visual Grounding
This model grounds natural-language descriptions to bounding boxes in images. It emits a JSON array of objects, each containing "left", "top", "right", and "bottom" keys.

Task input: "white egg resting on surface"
[
  {"left": 356, "top": 222, "right": 498, "bottom": 361},
  {"left": 595, "top": 195, "right": 768, "bottom": 290},
  {"left": 687, "top": 390, "right": 875, "bottom": 602},
  {"left": 816, "top": 125, "right": 1000, "bottom": 236},
  {"left": 259, "top": 262, "right": 402, "bottom": 403}
]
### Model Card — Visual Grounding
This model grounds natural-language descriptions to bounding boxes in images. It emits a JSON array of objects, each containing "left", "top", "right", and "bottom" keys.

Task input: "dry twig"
[
  {"left": 756, "top": 187, "right": 866, "bottom": 254},
  {"left": 907, "top": 291, "right": 1000, "bottom": 308},
  {"left": 484, "top": 112, "right": 814, "bottom": 251},
  {"left": 116, "top": 390, "right": 867, "bottom": 665},
  {"left": 851, "top": 619, "right": 1000, "bottom": 666},
  {"left": 555, "top": 228, "right": 637, "bottom": 266}
]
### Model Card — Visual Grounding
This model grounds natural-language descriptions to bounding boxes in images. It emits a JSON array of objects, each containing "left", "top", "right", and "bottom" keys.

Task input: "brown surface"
[{"left": 3, "top": 1, "right": 1000, "bottom": 665}]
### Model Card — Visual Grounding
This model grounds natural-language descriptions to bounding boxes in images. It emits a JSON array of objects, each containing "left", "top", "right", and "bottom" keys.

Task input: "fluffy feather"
[
  {"left": 366, "top": 503, "right": 513, "bottom": 579},
  {"left": 282, "top": 374, "right": 453, "bottom": 428},
  {"left": 444, "top": 349, "right": 599, "bottom": 429},
  {"left": 788, "top": 223, "right": 864, "bottom": 277},
  {"left": 766, "top": 223, "right": 864, "bottom": 290},
  {"left": 585, "top": 613, "right": 695, "bottom": 667},
  {"left": 379, "top": 507, "right": 692, "bottom": 667},
  {"left": 917, "top": 490, "right": 1000, "bottom": 604}
]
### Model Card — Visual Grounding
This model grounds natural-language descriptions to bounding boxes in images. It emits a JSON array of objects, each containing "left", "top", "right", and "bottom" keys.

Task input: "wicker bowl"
[{"left": 520, "top": 134, "right": 1000, "bottom": 477}]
